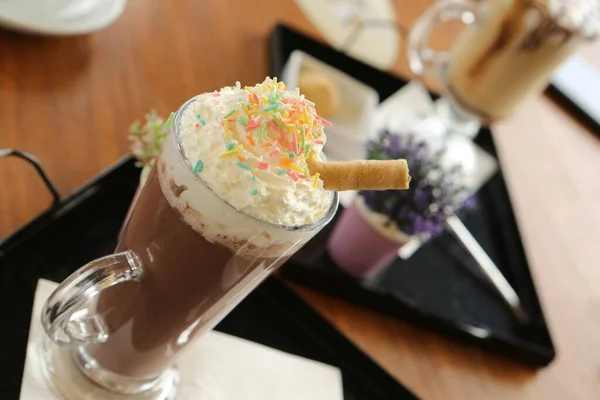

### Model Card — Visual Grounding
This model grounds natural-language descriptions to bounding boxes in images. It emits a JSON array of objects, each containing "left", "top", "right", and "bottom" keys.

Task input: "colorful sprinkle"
[
  {"left": 258, "top": 121, "right": 267, "bottom": 140},
  {"left": 164, "top": 112, "right": 175, "bottom": 129},
  {"left": 311, "top": 172, "right": 320, "bottom": 188},
  {"left": 224, "top": 109, "right": 237, "bottom": 118},
  {"left": 291, "top": 132, "right": 298, "bottom": 154},
  {"left": 267, "top": 120, "right": 282, "bottom": 132},
  {"left": 288, "top": 163, "right": 303, "bottom": 173},
  {"left": 264, "top": 105, "right": 277, "bottom": 112},
  {"left": 212, "top": 92, "right": 221, "bottom": 97},
  {"left": 257, "top": 161, "right": 270, "bottom": 171},
  {"left": 193, "top": 159, "right": 204, "bottom": 173},
  {"left": 304, "top": 144, "right": 312, "bottom": 158},
  {"left": 238, "top": 115, "right": 249, "bottom": 126},
  {"left": 319, "top": 117, "right": 332, "bottom": 126},
  {"left": 245, "top": 119, "right": 261, "bottom": 131},
  {"left": 269, "top": 149, "right": 281, "bottom": 157},
  {"left": 237, "top": 155, "right": 246, "bottom": 162},
  {"left": 280, "top": 157, "right": 295, "bottom": 168},
  {"left": 246, "top": 135, "right": 255, "bottom": 146},
  {"left": 278, "top": 169, "right": 288, "bottom": 175},
  {"left": 288, "top": 153, "right": 295, "bottom": 158},
  {"left": 223, "top": 119, "right": 232, "bottom": 140},
  {"left": 272, "top": 115, "right": 286, "bottom": 130},
  {"left": 252, "top": 175, "right": 257, "bottom": 180},
  {"left": 303, "top": 106, "right": 310, "bottom": 123},
  {"left": 237, "top": 161, "right": 252, "bottom": 171},
  {"left": 314, "top": 140, "right": 324, "bottom": 145},
  {"left": 278, "top": 132, "right": 286, "bottom": 144},
  {"left": 219, "top": 148, "right": 241, "bottom": 158},
  {"left": 250, "top": 189, "right": 258, "bottom": 196},
  {"left": 226, "top": 142, "right": 236, "bottom": 151},
  {"left": 300, "top": 125, "right": 306, "bottom": 142},
  {"left": 287, "top": 170, "right": 300, "bottom": 182}
]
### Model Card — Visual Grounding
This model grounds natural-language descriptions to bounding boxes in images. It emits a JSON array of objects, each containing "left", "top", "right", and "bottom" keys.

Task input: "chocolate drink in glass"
[{"left": 41, "top": 78, "right": 339, "bottom": 399}]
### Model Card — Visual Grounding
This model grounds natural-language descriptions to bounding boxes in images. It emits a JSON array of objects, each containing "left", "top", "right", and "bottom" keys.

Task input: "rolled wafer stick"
[{"left": 307, "top": 157, "right": 410, "bottom": 191}]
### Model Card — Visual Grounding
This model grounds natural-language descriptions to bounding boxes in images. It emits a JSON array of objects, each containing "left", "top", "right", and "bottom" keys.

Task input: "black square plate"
[
  {"left": 271, "top": 24, "right": 555, "bottom": 367},
  {"left": 0, "top": 155, "right": 417, "bottom": 400}
]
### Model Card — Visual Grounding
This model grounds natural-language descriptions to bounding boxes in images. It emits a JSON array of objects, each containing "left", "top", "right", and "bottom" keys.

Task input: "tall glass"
[
  {"left": 41, "top": 98, "right": 339, "bottom": 399},
  {"left": 408, "top": 0, "right": 598, "bottom": 136}
]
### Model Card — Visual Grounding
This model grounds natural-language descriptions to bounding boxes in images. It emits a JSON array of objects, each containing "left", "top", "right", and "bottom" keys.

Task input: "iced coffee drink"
[
  {"left": 447, "top": 0, "right": 600, "bottom": 121},
  {"left": 409, "top": 0, "right": 599, "bottom": 128}
]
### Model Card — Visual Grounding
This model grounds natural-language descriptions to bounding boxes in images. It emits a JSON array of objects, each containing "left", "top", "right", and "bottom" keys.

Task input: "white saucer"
[
  {"left": 0, "top": 0, "right": 126, "bottom": 35},
  {"left": 294, "top": 0, "right": 400, "bottom": 70}
]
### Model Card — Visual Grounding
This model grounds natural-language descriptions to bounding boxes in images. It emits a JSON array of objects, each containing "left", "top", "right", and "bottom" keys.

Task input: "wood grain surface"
[{"left": 1, "top": 1, "right": 599, "bottom": 399}]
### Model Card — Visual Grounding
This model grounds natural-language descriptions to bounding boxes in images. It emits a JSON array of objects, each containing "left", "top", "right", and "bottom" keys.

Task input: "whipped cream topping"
[
  {"left": 540, "top": 0, "right": 600, "bottom": 39},
  {"left": 176, "top": 78, "right": 332, "bottom": 227}
]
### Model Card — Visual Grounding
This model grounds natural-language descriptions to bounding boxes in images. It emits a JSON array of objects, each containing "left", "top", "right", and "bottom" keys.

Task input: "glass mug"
[
  {"left": 41, "top": 98, "right": 339, "bottom": 399},
  {"left": 408, "top": 0, "right": 597, "bottom": 133}
]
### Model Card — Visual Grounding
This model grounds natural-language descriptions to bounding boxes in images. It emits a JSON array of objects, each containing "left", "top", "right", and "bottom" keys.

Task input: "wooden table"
[{"left": 1, "top": 1, "right": 599, "bottom": 399}]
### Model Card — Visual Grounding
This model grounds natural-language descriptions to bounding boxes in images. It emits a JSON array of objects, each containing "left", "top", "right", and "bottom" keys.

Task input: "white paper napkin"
[{"left": 20, "top": 279, "right": 344, "bottom": 400}]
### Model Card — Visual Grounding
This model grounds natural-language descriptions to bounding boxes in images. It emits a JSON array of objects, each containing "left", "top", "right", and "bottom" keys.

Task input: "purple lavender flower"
[{"left": 361, "top": 131, "right": 474, "bottom": 237}]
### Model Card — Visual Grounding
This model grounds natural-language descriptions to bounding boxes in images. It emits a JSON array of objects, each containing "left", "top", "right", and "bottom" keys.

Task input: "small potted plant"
[
  {"left": 327, "top": 131, "right": 473, "bottom": 279},
  {"left": 128, "top": 110, "right": 169, "bottom": 186}
]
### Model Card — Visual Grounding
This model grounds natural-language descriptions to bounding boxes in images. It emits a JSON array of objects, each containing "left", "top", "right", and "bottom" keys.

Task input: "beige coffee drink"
[{"left": 447, "top": 0, "right": 600, "bottom": 122}]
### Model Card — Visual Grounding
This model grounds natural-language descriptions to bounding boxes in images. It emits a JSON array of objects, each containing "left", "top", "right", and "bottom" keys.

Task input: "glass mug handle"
[
  {"left": 41, "top": 250, "right": 143, "bottom": 346},
  {"left": 408, "top": 0, "right": 478, "bottom": 77}
]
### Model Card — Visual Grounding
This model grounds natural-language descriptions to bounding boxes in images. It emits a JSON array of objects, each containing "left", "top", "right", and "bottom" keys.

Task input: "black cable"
[{"left": 0, "top": 149, "right": 61, "bottom": 206}]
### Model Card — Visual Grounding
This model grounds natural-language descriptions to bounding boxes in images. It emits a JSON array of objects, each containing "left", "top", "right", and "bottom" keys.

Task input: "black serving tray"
[
  {"left": 0, "top": 153, "right": 417, "bottom": 400},
  {"left": 271, "top": 24, "right": 555, "bottom": 367}
]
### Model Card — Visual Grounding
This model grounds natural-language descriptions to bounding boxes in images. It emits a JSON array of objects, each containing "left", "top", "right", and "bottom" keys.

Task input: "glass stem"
[{"left": 435, "top": 96, "right": 481, "bottom": 139}]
